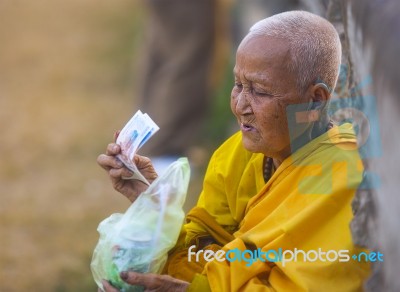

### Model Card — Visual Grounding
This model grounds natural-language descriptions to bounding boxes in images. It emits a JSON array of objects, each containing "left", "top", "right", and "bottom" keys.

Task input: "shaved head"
[{"left": 246, "top": 11, "right": 342, "bottom": 95}]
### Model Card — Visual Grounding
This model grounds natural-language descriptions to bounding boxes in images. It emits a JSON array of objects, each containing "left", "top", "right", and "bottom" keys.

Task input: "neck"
[
  {"left": 272, "top": 158, "right": 283, "bottom": 169},
  {"left": 272, "top": 117, "right": 330, "bottom": 169}
]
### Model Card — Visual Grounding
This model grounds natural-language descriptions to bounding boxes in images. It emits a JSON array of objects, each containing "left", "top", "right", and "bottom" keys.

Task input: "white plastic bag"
[{"left": 91, "top": 158, "right": 190, "bottom": 291}]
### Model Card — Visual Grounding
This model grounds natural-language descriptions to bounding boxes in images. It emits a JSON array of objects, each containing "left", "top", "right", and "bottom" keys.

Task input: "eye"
[
  {"left": 252, "top": 88, "right": 272, "bottom": 97},
  {"left": 234, "top": 82, "right": 243, "bottom": 89}
]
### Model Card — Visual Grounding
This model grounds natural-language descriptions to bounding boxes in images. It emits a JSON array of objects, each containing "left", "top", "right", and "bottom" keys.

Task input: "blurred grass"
[
  {"left": 207, "top": 58, "right": 236, "bottom": 145},
  {"left": 0, "top": 1, "right": 235, "bottom": 291},
  {"left": 0, "top": 1, "right": 146, "bottom": 291}
]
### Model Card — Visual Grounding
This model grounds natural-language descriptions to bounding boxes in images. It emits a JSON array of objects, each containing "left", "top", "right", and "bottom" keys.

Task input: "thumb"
[{"left": 120, "top": 271, "right": 156, "bottom": 287}]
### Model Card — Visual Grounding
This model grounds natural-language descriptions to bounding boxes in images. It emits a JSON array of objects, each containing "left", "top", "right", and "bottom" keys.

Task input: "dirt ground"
[{"left": 0, "top": 1, "right": 209, "bottom": 290}]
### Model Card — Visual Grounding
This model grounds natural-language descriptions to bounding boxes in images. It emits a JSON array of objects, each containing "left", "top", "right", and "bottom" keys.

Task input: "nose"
[{"left": 235, "top": 90, "right": 252, "bottom": 115}]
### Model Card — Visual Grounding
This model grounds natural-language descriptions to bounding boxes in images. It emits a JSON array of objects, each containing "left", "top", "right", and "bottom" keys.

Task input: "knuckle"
[
  {"left": 142, "top": 156, "right": 151, "bottom": 163},
  {"left": 106, "top": 143, "right": 114, "bottom": 152},
  {"left": 97, "top": 155, "right": 107, "bottom": 166},
  {"left": 114, "top": 158, "right": 123, "bottom": 168},
  {"left": 96, "top": 155, "right": 103, "bottom": 164},
  {"left": 109, "top": 168, "right": 118, "bottom": 177},
  {"left": 106, "top": 143, "right": 119, "bottom": 154}
]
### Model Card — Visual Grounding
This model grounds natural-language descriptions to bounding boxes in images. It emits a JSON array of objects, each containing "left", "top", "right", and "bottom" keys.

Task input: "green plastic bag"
[{"left": 91, "top": 158, "right": 190, "bottom": 291}]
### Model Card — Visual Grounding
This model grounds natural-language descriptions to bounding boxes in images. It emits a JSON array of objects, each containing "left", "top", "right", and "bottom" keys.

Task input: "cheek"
[
  {"left": 271, "top": 102, "right": 291, "bottom": 144},
  {"left": 257, "top": 101, "right": 289, "bottom": 137},
  {"left": 254, "top": 100, "right": 282, "bottom": 122},
  {"left": 230, "top": 90, "right": 238, "bottom": 114},
  {"left": 267, "top": 99, "right": 288, "bottom": 125}
]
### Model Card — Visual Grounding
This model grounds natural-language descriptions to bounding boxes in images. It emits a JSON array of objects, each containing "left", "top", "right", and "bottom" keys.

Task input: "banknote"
[{"left": 116, "top": 110, "right": 159, "bottom": 185}]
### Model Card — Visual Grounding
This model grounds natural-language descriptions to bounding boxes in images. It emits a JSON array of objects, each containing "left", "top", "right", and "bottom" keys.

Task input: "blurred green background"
[{"left": 0, "top": 1, "right": 234, "bottom": 291}]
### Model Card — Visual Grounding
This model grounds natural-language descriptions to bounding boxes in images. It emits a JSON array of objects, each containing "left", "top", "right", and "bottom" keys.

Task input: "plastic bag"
[{"left": 91, "top": 158, "right": 190, "bottom": 292}]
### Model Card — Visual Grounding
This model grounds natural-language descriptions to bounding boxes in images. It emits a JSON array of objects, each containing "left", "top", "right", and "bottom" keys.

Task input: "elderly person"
[{"left": 97, "top": 11, "right": 370, "bottom": 292}]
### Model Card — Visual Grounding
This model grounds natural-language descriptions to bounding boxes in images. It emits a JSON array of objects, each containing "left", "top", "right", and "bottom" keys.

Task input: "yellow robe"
[{"left": 166, "top": 124, "right": 370, "bottom": 291}]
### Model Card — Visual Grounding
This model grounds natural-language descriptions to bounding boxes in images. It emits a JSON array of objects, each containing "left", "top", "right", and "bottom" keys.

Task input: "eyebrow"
[{"left": 233, "top": 68, "right": 271, "bottom": 85}]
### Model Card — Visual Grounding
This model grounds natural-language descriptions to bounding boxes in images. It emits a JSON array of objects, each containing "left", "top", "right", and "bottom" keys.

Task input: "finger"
[
  {"left": 97, "top": 154, "right": 124, "bottom": 170},
  {"left": 120, "top": 272, "right": 159, "bottom": 288},
  {"left": 133, "top": 155, "right": 149, "bottom": 166},
  {"left": 109, "top": 167, "right": 134, "bottom": 179},
  {"left": 106, "top": 143, "right": 121, "bottom": 155},
  {"left": 101, "top": 280, "right": 119, "bottom": 292},
  {"left": 133, "top": 155, "right": 154, "bottom": 170}
]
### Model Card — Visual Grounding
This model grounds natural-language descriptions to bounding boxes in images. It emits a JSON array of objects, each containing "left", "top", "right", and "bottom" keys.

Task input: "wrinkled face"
[{"left": 231, "top": 35, "right": 309, "bottom": 160}]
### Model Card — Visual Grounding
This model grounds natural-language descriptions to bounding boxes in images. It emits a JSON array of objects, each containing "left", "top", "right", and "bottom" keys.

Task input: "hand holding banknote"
[
  {"left": 97, "top": 110, "right": 160, "bottom": 203},
  {"left": 97, "top": 142, "right": 158, "bottom": 202}
]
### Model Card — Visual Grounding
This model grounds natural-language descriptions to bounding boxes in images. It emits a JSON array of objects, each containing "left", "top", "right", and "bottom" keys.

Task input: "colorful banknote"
[{"left": 116, "top": 110, "right": 159, "bottom": 185}]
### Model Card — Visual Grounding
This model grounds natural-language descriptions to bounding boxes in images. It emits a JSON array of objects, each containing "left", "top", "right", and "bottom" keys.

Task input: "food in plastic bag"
[{"left": 91, "top": 158, "right": 190, "bottom": 291}]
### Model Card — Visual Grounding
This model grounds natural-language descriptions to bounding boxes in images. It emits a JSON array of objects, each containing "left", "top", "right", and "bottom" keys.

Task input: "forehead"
[
  {"left": 238, "top": 34, "right": 289, "bottom": 55},
  {"left": 234, "top": 35, "right": 292, "bottom": 81}
]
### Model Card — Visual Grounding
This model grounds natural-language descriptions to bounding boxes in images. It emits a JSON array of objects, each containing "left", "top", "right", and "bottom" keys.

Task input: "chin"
[
  {"left": 242, "top": 137, "right": 281, "bottom": 157},
  {"left": 242, "top": 138, "right": 263, "bottom": 154}
]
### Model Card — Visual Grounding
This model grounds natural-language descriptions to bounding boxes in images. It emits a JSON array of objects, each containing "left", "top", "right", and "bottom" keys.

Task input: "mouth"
[{"left": 240, "top": 122, "right": 255, "bottom": 132}]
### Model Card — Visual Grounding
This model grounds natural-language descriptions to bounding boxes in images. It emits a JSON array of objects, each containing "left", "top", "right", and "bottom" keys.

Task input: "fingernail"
[
  {"left": 124, "top": 171, "right": 134, "bottom": 178},
  {"left": 120, "top": 271, "right": 128, "bottom": 281}
]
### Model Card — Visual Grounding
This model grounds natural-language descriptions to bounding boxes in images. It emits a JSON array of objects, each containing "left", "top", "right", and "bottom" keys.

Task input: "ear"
[
  {"left": 304, "top": 83, "right": 331, "bottom": 139},
  {"left": 307, "top": 83, "right": 330, "bottom": 104},
  {"left": 302, "top": 83, "right": 330, "bottom": 124}
]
